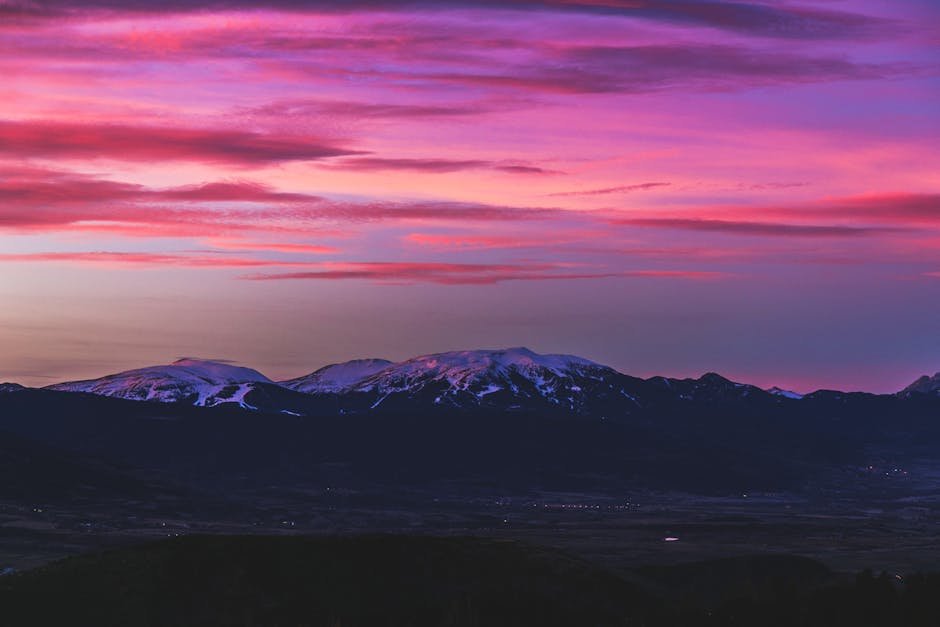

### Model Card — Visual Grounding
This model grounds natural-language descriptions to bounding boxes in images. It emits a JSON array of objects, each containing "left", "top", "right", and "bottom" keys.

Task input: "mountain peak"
[
  {"left": 281, "top": 348, "right": 609, "bottom": 406},
  {"left": 767, "top": 386, "right": 804, "bottom": 400},
  {"left": 343, "top": 347, "right": 617, "bottom": 411},
  {"left": 901, "top": 372, "right": 940, "bottom": 396},
  {"left": 408, "top": 347, "right": 599, "bottom": 373},
  {"left": 280, "top": 358, "right": 394, "bottom": 394},
  {"left": 699, "top": 372, "right": 733, "bottom": 385},
  {"left": 172, "top": 357, "right": 229, "bottom": 366},
  {"left": 46, "top": 359, "right": 272, "bottom": 405}
]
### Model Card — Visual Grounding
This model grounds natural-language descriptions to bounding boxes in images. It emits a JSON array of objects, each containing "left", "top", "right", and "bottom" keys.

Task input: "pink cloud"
[
  {"left": 0, "top": 251, "right": 726, "bottom": 284},
  {"left": 0, "top": 251, "right": 321, "bottom": 268},
  {"left": 322, "top": 157, "right": 558, "bottom": 174},
  {"left": 0, "top": 120, "right": 360, "bottom": 165},
  {"left": 201, "top": 238, "right": 339, "bottom": 254},
  {"left": 549, "top": 182, "right": 670, "bottom": 197},
  {"left": 244, "top": 262, "right": 724, "bottom": 284},
  {"left": 617, "top": 218, "right": 898, "bottom": 237},
  {"left": 403, "top": 230, "right": 606, "bottom": 250},
  {"left": 4, "top": 1, "right": 890, "bottom": 41}
]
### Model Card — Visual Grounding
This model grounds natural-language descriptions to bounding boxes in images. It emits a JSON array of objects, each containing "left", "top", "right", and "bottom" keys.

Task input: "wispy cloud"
[
  {"left": 4, "top": 1, "right": 891, "bottom": 41},
  {"left": 617, "top": 218, "right": 902, "bottom": 237},
  {"left": 244, "top": 262, "right": 724, "bottom": 285},
  {"left": 322, "top": 157, "right": 558, "bottom": 174},
  {"left": 550, "top": 182, "right": 670, "bottom": 197},
  {"left": 247, "top": 99, "right": 499, "bottom": 120},
  {"left": 403, "top": 230, "right": 605, "bottom": 250},
  {"left": 0, "top": 120, "right": 361, "bottom": 165},
  {"left": 0, "top": 251, "right": 322, "bottom": 268},
  {"left": 785, "top": 193, "right": 940, "bottom": 225}
]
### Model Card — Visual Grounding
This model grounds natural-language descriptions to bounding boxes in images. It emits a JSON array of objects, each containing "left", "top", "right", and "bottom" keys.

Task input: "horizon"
[
  {"left": 1, "top": 0, "right": 938, "bottom": 395},
  {"left": 3, "top": 346, "right": 935, "bottom": 395}
]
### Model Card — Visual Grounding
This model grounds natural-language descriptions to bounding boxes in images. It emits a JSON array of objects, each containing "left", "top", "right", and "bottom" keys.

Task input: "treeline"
[
  {"left": 3, "top": 535, "right": 940, "bottom": 626},
  {"left": 674, "top": 570, "right": 940, "bottom": 626}
]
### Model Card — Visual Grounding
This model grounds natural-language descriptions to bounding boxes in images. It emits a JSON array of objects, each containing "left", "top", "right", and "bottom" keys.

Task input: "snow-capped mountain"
[
  {"left": 280, "top": 359, "right": 393, "bottom": 394},
  {"left": 900, "top": 372, "right": 940, "bottom": 396},
  {"left": 46, "top": 358, "right": 273, "bottom": 407},
  {"left": 0, "top": 383, "right": 26, "bottom": 394},
  {"left": 41, "top": 349, "right": 935, "bottom": 416},
  {"left": 42, "top": 348, "right": 648, "bottom": 415},
  {"left": 330, "top": 347, "right": 646, "bottom": 412},
  {"left": 767, "top": 386, "right": 804, "bottom": 400}
]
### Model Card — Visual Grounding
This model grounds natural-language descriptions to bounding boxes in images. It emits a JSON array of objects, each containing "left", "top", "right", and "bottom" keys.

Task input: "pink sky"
[{"left": 1, "top": 0, "right": 938, "bottom": 392}]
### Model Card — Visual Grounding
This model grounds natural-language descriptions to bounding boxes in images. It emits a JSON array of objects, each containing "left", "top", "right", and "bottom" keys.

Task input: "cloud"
[
  {"left": 492, "top": 165, "right": 559, "bottom": 175},
  {"left": 795, "top": 193, "right": 940, "bottom": 225},
  {"left": 248, "top": 99, "right": 494, "bottom": 120},
  {"left": 1, "top": 165, "right": 929, "bottom": 250},
  {"left": 421, "top": 44, "right": 899, "bottom": 95},
  {"left": 403, "top": 230, "right": 605, "bottom": 250},
  {"left": 309, "top": 201, "right": 562, "bottom": 223},
  {"left": 323, "top": 157, "right": 557, "bottom": 174},
  {"left": 617, "top": 217, "right": 898, "bottom": 237},
  {"left": 323, "top": 157, "right": 491, "bottom": 173},
  {"left": 6, "top": 1, "right": 890, "bottom": 40},
  {"left": 0, "top": 250, "right": 725, "bottom": 283},
  {"left": 0, "top": 251, "right": 325, "bottom": 268},
  {"left": 0, "top": 167, "right": 319, "bottom": 208},
  {"left": 550, "top": 182, "right": 670, "bottom": 197},
  {"left": 0, "top": 119, "right": 360, "bottom": 165},
  {"left": 244, "top": 261, "right": 723, "bottom": 285},
  {"left": 0, "top": 166, "right": 565, "bottom": 238},
  {"left": 157, "top": 181, "right": 322, "bottom": 203},
  {"left": 605, "top": 193, "right": 940, "bottom": 238},
  {"left": 201, "top": 239, "right": 339, "bottom": 254}
]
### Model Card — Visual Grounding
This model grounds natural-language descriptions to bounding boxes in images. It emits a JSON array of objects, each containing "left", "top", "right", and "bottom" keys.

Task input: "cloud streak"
[
  {"left": 323, "top": 157, "right": 557, "bottom": 174},
  {"left": 550, "top": 182, "right": 670, "bottom": 197},
  {"left": 617, "top": 218, "right": 902, "bottom": 237},
  {"left": 0, "top": 120, "right": 360, "bottom": 165},
  {"left": 0, "top": 251, "right": 323, "bottom": 268},
  {"left": 3, "top": 1, "right": 890, "bottom": 40},
  {"left": 0, "top": 251, "right": 725, "bottom": 285},
  {"left": 244, "top": 262, "right": 723, "bottom": 285}
]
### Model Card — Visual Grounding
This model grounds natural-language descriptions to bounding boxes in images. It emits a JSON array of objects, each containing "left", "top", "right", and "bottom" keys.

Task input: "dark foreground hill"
[
  {"left": 0, "top": 535, "right": 656, "bottom": 627},
  {"left": 3, "top": 535, "right": 940, "bottom": 627}
]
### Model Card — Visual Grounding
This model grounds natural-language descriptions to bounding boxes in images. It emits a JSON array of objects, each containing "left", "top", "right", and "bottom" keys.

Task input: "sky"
[{"left": 0, "top": 0, "right": 938, "bottom": 393}]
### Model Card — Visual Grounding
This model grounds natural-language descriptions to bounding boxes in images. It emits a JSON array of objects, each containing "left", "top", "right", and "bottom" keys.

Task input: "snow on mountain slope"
[
  {"left": 280, "top": 359, "right": 393, "bottom": 394},
  {"left": 0, "top": 383, "right": 26, "bottom": 394},
  {"left": 767, "top": 386, "right": 804, "bottom": 400},
  {"left": 46, "top": 359, "right": 272, "bottom": 407},
  {"left": 343, "top": 347, "right": 638, "bottom": 411}
]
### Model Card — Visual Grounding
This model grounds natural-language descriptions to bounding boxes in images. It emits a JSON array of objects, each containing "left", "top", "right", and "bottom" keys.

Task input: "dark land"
[{"left": 1, "top": 386, "right": 940, "bottom": 624}]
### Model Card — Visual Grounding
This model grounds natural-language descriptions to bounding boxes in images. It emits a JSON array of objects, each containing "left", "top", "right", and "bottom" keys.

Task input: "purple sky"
[{"left": 0, "top": 0, "right": 938, "bottom": 392}]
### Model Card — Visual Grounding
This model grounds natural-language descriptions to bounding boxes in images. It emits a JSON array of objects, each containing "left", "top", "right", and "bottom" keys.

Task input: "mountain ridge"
[
  {"left": 24, "top": 348, "right": 940, "bottom": 415},
  {"left": 901, "top": 372, "right": 940, "bottom": 397}
]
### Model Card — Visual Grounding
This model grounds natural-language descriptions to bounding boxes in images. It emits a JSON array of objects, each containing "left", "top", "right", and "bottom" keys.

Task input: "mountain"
[
  {"left": 280, "top": 358, "right": 393, "bottom": 393},
  {"left": 329, "top": 347, "right": 648, "bottom": 413},
  {"left": 38, "top": 349, "right": 940, "bottom": 417},
  {"left": 767, "top": 386, "right": 804, "bottom": 400},
  {"left": 46, "top": 358, "right": 273, "bottom": 407},
  {"left": 0, "top": 383, "right": 26, "bottom": 394},
  {"left": 646, "top": 372, "right": 773, "bottom": 405},
  {"left": 901, "top": 372, "right": 940, "bottom": 396}
]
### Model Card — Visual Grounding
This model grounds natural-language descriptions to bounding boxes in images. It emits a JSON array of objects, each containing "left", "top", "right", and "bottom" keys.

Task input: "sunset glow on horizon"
[{"left": 1, "top": 0, "right": 938, "bottom": 392}]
